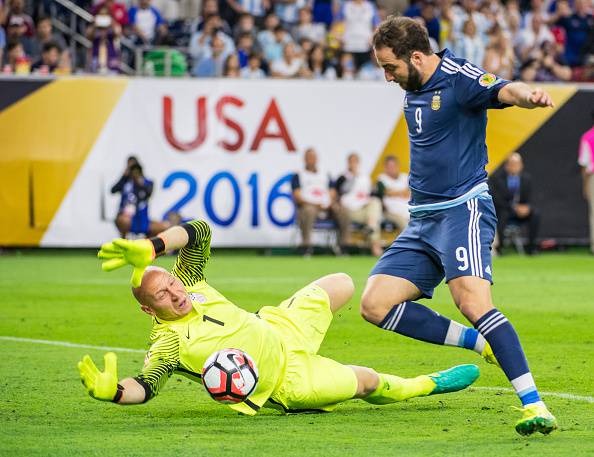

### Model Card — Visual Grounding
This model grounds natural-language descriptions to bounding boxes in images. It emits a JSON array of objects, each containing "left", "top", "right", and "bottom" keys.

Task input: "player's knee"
[
  {"left": 316, "top": 273, "right": 354, "bottom": 311},
  {"left": 360, "top": 290, "right": 384, "bottom": 325}
]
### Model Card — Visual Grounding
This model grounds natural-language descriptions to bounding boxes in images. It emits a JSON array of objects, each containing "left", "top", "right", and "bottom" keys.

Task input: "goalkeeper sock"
[
  {"left": 379, "top": 301, "right": 486, "bottom": 354},
  {"left": 475, "top": 308, "right": 542, "bottom": 406},
  {"left": 363, "top": 373, "right": 435, "bottom": 405}
]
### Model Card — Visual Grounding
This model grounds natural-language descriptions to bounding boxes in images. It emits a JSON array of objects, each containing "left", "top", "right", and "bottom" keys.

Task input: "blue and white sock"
[
  {"left": 379, "top": 301, "right": 486, "bottom": 354},
  {"left": 475, "top": 308, "right": 543, "bottom": 407}
]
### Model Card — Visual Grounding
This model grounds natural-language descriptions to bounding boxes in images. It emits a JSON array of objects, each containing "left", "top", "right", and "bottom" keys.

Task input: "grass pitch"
[{"left": 0, "top": 250, "right": 593, "bottom": 456}]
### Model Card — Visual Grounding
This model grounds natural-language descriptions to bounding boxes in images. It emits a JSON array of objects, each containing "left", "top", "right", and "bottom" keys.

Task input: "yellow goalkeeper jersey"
[{"left": 135, "top": 220, "right": 285, "bottom": 415}]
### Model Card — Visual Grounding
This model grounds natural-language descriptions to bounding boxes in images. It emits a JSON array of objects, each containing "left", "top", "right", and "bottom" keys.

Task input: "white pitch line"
[
  {"left": 1, "top": 336, "right": 593, "bottom": 404},
  {"left": 0, "top": 336, "right": 146, "bottom": 353},
  {"left": 472, "top": 386, "right": 594, "bottom": 404}
]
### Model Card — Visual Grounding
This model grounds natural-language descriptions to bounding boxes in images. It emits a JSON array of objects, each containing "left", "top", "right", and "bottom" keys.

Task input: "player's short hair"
[
  {"left": 373, "top": 16, "right": 432, "bottom": 60},
  {"left": 384, "top": 155, "right": 398, "bottom": 163}
]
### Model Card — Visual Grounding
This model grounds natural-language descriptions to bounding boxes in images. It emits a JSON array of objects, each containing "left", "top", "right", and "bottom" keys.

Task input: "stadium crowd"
[{"left": 0, "top": 0, "right": 592, "bottom": 80}]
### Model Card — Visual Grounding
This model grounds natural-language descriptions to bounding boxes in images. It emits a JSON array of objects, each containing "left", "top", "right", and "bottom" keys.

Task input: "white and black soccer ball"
[{"left": 202, "top": 348, "right": 259, "bottom": 404}]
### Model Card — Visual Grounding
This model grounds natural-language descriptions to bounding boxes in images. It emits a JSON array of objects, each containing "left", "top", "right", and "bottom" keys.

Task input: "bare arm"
[
  {"left": 116, "top": 378, "right": 149, "bottom": 404},
  {"left": 498, "top": 81, "right": 555, "bottom": 109}
]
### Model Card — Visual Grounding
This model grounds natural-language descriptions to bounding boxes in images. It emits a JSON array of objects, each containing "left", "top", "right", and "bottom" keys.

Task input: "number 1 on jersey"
[{"left": 415, "top": 107, "right": 422, "bottom": 134}]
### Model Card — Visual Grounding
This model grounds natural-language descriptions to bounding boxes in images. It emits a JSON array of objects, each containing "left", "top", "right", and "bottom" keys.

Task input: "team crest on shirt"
[
  {"left": 431, "top": 91, "right": 441, "bottom": 111},
  {"left": 478, "top": 73, "right": 498, "bottom": 88},
  {"left": 189, "top": 292, "right": 207, "bottom": 303}
]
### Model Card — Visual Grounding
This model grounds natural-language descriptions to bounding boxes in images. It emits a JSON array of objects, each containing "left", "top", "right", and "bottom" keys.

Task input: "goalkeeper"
[{"left": 78, "top": 220, "right": 481, "bottom": 415}]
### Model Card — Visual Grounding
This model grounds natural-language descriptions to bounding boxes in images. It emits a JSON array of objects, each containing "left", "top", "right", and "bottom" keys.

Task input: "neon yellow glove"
[
  {"left": 97, "top": 238, "right": 155, "bottom": 287},
  {"left": 78, "top": 353, "right": 119, "bottom": 401}
]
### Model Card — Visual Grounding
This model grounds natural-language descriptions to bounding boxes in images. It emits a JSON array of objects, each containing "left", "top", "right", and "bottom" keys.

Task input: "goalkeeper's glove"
[
  {"left": 97, "top": 238, "right": 156, "bottom": 287},
  {"left": 78, "top": 352, "right": 120, "bottom": 402}
]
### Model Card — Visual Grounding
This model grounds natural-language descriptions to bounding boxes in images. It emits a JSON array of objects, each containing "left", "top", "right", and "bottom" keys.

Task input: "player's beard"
[{"left": 399, "top": 60, "right": 423, "bottom": 92}]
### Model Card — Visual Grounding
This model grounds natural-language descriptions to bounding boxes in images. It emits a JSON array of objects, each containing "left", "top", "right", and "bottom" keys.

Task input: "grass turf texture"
[{"left": 1, "top": 251, "right": 593, "bottom": 456}]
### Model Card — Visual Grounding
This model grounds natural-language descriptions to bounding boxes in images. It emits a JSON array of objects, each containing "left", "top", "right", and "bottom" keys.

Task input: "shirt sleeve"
[
  {"left": 171, "top": 220, "right": 212, "bottom": 286},
  {"left": 135, "top": 329, "right": 180, "bottom": 401},
  {"left": 452, "top": 63, "right": 511, "bottom": 111}
]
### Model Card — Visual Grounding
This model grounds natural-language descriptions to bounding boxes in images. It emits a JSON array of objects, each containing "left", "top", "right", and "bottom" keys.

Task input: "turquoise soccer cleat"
[{"left": 428, "top": 364, "right": 480, "bottom": 395}]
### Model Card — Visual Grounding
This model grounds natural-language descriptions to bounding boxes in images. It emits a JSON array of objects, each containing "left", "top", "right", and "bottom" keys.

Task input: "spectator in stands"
[
  {"left": 92, "top": 0, "right": 129, "bottom": 27},
  {"left": 189, "top": 14, "right": 235, "bottom": 61},
  {"left": 223, "top": 52, "right": 241, "bottom": 76},
  {"left": 233, "top": 13, "right": 257, "bottom": 41},
  {"left": 337, "top": 51, "right": 356, "bottom": 79},
  {"left": 275, "top": 0, "right": 307, "bottom": 29},
  {"left": 3, "top": 40, "right": 28, "bottom": 73},
  {"left": 4, "top": 0, "right": 33, "bottom": 37},
  {"left": 191, "top": 0, "right": 232, "bottom": 35},
  {"left": 224, "top": 0, "right": 269, "bottom": 27},
  {"left": 523, "top": 0, "right": 550, "bottom": 26},
  {"left": 193, "top": 32, "right": 227, "bottom": 76},
  {"left": 335, "top": 152, "right": 383, "bottom": 257},
  {"left": 257, "top": 13, "right": 280, "bottom": 51},
  {"left": 304, "top": 43, "right": 337, "bottom": 79},
  {"left": 578, "top": 110, "right": 594, "bottom": 254},
  {"left": 293, "top": 7, "right": 326, "bottom": 44},
  {"left": 519, "top": 40, "right": 572, "bottom": 81},
  {"left": 298, "top": 36, "right": 314, "bottom": 55},
  {"left": 271, "top": 41, "right": 304, "bottom": 77},
  {"left": 236, "top": 31, "right": 255, "bottom": 67},
  {"left": 129, "top": 0, "right": 165, "bottom": 45},
  {"left": 262, "top": 24, "right": 292, "bottom": 63},
  {"left": 87, "top": 10, "right": 121, "bottom": 74},
  {"left": 453, "top": 18, "right": 485, "bottom": 65},
  {"left": 489, "top": 152, "right": 540, "bottom": 255},
  {"left": 30, "top": 41, "right": 61, "bottom": 73},
  {"left": 337, "top": 0, "right": 380, "bottom": 69},
  {"left": 291, "top": 147, "right": 349, "bottom": 256},
  {"left": 152, "top": 0, "right": 180, "bottom": 23},
  {"left": 552, "top": 0, "right": 594, "bottom": 67},
  {"left": 483, "top": 24, "right": 514, "bottom": 80},
  {"left": 357, "top": 52, "right": 384, "bottom": 80},
  {"left": 515, "top": 12, "right": 554, "bottom": 61},
  {"left": 375, "top": 155, "right": 410, "bottom": 231},
  {"left": 29, "top": 17, "right": 67, "bottom": 61},
  {"left": 240, "top": 52, "right": 265, "bottom": 77},
  {"left": 451, "top": 0, "right": 490, "bottom": 43},
  {"left": 5, "top": 15, "right": 32, "bottom": 55},
  {"left": 405, "top": 0, "right": 441, "bottom": 45},
  {"left": 312, "top": 0, "right": 339, "bottom": 27}
]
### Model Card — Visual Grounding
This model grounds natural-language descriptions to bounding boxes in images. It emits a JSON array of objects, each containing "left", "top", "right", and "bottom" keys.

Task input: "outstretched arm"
[
  {"left": 97, "top": 220, "right": 211, "bottom": 287},
  {"left": 498, "top": 82, "right": 554, "bottom": 109},
  {"left": 79, "top": 332, "right": 181, "bottom": 405}
]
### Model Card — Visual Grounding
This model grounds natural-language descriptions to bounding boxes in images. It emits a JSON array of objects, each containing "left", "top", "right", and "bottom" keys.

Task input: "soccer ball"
[{"left": 202, "top": 348, "right": 259, "bottom": 404}]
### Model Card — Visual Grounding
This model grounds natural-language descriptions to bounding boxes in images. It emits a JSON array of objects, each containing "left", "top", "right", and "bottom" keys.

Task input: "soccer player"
[
  {"left": 78, "top": 220, "right": 480, "bottom": 415},
  {"left": 360, "top": 17, "right": 557, "bottom": 435}
]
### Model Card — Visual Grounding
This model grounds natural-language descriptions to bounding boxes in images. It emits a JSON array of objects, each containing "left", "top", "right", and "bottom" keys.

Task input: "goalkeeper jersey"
[{"left": 135, "top": 220, "right": 285, "bottom": 415}]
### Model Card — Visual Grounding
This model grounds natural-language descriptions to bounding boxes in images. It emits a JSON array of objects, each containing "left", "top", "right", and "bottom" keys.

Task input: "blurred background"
[{"left": 0, "top": 0, "right": 593, "bottom": 254}]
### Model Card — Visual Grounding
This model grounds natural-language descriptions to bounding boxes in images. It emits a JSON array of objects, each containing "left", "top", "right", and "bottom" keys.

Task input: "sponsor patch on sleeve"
[{"left": 478, "top": 73, "right": 499, "bottom": 88}]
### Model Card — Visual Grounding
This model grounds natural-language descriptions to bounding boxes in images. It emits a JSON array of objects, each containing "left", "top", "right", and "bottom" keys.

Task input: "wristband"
[
  {"left": 112, "top": 384, "right": 124, "bottom": 403},
  {"left": 149, "top": 236, "right": 166, "bottom": 257}
]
